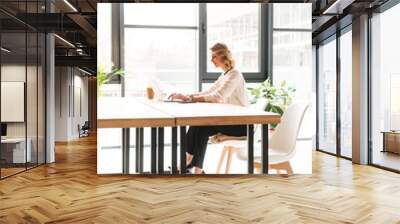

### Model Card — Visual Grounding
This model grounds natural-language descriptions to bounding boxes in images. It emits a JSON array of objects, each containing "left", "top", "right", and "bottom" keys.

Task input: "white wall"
[
  {"left": 1, "top": 65, "right": 33, "bottom": 138},
  {"left": 55, "top": 67, "right": 89, "bottom": 141},
  {"left": 55, "top": 66, "right": 69, "bottom": 141}
]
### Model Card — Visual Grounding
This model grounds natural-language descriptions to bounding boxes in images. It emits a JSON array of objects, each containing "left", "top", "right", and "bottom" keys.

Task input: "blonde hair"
[{"left": 210, "top": 43, "right": 235, "bottom": 70}]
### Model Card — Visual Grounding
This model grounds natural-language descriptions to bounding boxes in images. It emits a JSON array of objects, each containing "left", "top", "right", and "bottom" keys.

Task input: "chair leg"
[
  {"left": 270, "top": 161, "right": 293, "bottom": 176},
  {"left": 254, "top": 162, "right": 272, "bottom": 174},
  {"left": 254, "top": 162, "right": 261, "bottom": 174},
  {"left": 225, "top": 147, "right": 234, "bottom": 174},
  {"left": 285, "top": 161, "right": 293, "bottom": 175},
  {"left": 217, "top": 146, "right": 229, "bottom": 174},
  {"left": 253, "top": 162, "right": 292, "bottom": 175}
]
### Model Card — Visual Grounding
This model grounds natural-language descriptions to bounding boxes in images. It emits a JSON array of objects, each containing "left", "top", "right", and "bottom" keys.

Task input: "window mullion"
[
  {"left": 262, "top": 3, "right": 272, "bottom": 82},
  {"left": 199, "top": 3, "right": 207, "bottom": 91}
]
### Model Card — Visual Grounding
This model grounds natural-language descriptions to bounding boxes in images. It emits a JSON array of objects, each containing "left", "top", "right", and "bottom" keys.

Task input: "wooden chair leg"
[
  {"left": 216, "top": 146, "right": 229, "bottom": 174},
  {"left": 225, "top": 147, "right": 234, "bottom": 174},
  {"left": 270, "top": 161, "right": 293, "bottom": 176},
  {"left": 285, "top": 161, "right": 293, "bottom": 175},
  {"left": 254, "top": 162, "right": 261, "bottom": 174},
  {"left": 254, "top": 163, "right": 273, "bottom": 174},
  {"left": 253, "top": 162, "right": 289, "bottom": 175}
]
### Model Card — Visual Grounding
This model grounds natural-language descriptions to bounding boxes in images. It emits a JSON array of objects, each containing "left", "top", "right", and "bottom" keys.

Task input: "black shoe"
[
  {"left": 168, "top": 163, "right": 193, "bottom": 173},
  {"left": 185, "top": 163, "right": 193, "bottom": 173}
]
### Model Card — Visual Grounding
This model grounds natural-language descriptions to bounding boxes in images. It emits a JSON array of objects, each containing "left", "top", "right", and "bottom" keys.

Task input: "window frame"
[
  {"left": 200, "top": 3, "right": 270, "bottom": 87},
  {"left": 368, "top": 0, "right": 400, "bottom": 173},
  {"left": 119, "top": 3, "right": 199, "bottom": 94},
  {"left": 315, "top": 25, "right": 353, "bottom": 161},
  {"left": 114, "top": 3, "right": 272, "bottom": 93}
]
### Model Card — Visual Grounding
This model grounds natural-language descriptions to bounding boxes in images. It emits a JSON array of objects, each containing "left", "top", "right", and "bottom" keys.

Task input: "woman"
[{"left": 169, "top": 43, "right": 248, "bottom": 174}]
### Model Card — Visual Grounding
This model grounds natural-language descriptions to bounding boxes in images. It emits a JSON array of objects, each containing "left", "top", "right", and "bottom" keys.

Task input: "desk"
[
  {"left": 143, "top": 100, "right": 280, "bottom": 126},
  {"left": 143, "top": 100, "right": 280, "bottom": 174},
  {"left": 381, "top": 131, "right": 400, "bottom": 154},
  {"left": 1, "top": 138, "right": 31, "bottom": 164},
  {"left": 97, "top": 97, "right": 175, "bottom": 128},
  {"left": 98, "top": 97, "right": 175, "bottom": 174},
  {"left": 98, "top": 97, "right": 281, "bottom": 175}
]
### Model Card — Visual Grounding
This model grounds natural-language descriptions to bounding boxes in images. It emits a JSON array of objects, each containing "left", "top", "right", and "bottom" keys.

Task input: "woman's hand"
[{"left": 168, "top": 93, "right": 190, "bottom": 101}]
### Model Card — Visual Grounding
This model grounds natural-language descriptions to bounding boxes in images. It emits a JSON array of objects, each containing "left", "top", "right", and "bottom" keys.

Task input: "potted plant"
[
  {"left": 97, "top": 65, "right": 124, "bottom": 97},
  {"left": 248, "top": 78, "right": 296, "bottom": 128}
]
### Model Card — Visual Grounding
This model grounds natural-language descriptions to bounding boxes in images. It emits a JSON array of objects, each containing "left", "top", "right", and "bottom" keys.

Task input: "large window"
[
  {"left": 124, "top": 3, "right": 199, "bottom": 96},
  {"left": 124, "top": 4, "right": 199, "bottom": 173},
  {"left": 339, "top": 28, "right": 352, "bottom": 158},
  {"left": 273, "top": 3, "right": 312, "bottom": 138},
  {"left": 316, "top": 27, "right": 353, "bottom": 159},
  {"left": 97, "top": 3, "right": 121, "bottom": 97},
  {"left": 207, "top": 4, "right": 260, "bottom": 73},
  {"left": 317, "top": 37, "right": 337, "bottom": 155},
  {"left": 371, "top": 3, "right": 400, "bottom": 171},
  {"left": 122, "top": 3, "right": 264, "bottom": 95},
  {"left": 273, "top": 3, "right": 312, "bottom": 173},
  {"left": 97, "top": 3, "right": 112, "bottom": 72},
  {"left": 273, "top": 4, "right": 311, "bottom": 29},
  {"left": 97, "top": 4, "right": 123, "bottom": 174}
]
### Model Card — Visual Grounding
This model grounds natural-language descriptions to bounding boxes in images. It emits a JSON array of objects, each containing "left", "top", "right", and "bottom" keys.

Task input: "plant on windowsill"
[
  {"left": 248, "top": 78, "right": 296, "bottom": 129},
  {"left": 97, "top": 65, "right": 124, "bottom": 97}
]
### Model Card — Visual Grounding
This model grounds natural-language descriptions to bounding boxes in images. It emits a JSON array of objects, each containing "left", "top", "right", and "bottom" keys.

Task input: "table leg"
[
  {"left": 122, "top": 128, "right": 130, "bottom": 174},
  {"left": 151, "top": 127, "right": 157, "bottom": 174},
  {"left": 158, "top": 127, "right": 164, "bottom": 174},
  {"left": 382, "top": 133, "right": 386, "bottom": 153},
  {"left": 247, "top": 124, "right": 254, "bottom": 174},
  {"left": 135, "top": 128, "right": 140, "bottom": 173},
  {"left": 261, "top": 124, "right": 269, "bottom": 174},
  {"left": 180, "top": 126, "right": 187, "bottom": 175},
  {"left": 139, "top": 128, "right": 144, "bottom": 173},
  {"left": 172, "top": 127, "right": 178, "bottom": 174}
]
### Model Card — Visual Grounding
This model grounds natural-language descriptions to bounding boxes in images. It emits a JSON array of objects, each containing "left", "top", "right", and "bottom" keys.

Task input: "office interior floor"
[
  {"left": 0, "top": 167, "right": 25, "bottom": 178},
  {"left": 0, "top": 162, "right": 42, "bottom": 178},
  {"left": 1, "top": 135, "right": 400, "bottom": 223},
  {"left": 372, "top": 150, "right": 400, "bottom": 171}
]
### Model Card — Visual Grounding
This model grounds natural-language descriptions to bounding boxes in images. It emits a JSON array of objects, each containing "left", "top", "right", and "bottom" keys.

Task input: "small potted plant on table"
[{"left": 249, "top": 78, "right": 296, "bottom": 130}]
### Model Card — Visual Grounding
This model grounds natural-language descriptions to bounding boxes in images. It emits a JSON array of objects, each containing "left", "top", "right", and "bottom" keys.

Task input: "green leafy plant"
[
  {"left": 249, "top": 78, "right": 296, "bottom": 128},
  {"left": 97, "top": 65, "right": 124, "bottom": 96}
]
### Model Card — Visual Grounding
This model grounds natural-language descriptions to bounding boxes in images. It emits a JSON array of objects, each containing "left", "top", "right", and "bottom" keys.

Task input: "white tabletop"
[{"left": 97, "top": 97, "right": 175, "bottom": 128}]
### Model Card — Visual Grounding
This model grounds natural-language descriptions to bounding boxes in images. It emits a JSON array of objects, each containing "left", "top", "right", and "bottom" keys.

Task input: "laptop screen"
[{"left": 1, "top": 123, "right": 7, "bottom": 137}]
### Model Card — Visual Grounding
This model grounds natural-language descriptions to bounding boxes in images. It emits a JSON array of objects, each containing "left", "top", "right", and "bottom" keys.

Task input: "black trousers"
[{"left": 186, "top": 125, "right": 247, "bottom": 169}]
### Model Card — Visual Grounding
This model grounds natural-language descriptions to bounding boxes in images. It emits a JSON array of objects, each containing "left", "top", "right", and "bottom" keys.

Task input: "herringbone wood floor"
[{"left": 1, "top": 135, "right": 400, "bottom": 224}]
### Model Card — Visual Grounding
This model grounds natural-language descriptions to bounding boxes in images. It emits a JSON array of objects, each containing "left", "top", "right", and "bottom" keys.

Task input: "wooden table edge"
[
  {"left": 97, "top": 118, "right": 175, "bottom": 128},
  {"left": 175, "top": 116, "right": 281, "bottom": 126}
]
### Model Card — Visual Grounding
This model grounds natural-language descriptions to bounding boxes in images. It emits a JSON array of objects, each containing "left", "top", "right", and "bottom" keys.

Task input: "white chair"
[
  {"left": 215, "top": 103, "right": 309, "bottom": 175},
  {"left": 213, "top": 98, "right": 268, "bottom": 173}
]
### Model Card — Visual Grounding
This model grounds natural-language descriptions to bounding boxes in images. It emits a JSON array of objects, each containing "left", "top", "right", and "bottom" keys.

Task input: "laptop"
[
  {"left": 148, "top": 78, "right": 195, "bottom": 103},
  {"left": 163, "top": 99, "right": 195, "bottom": 103}
]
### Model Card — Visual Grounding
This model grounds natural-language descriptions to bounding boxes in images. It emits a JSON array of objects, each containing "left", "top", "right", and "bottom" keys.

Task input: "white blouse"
[{"left": 197, "top": 69, "right": 249, "bottom": 107}]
